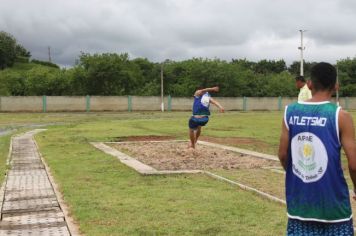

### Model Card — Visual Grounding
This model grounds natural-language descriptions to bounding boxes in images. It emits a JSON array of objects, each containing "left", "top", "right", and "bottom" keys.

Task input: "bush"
[
  {"left": 0, "top": 70, "right": 25, "bottom": 95},
  {"left": 31, "top": 59, "right": 59, "bottom": 69},
  {"left": 15, "top": 56, "right": 30, "bottom": 63}
]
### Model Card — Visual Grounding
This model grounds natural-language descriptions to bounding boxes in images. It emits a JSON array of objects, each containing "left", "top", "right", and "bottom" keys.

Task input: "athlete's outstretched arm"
[
  {"left": 194, "top": 86, "right": 219, "bottom": 97},
  {"left": 210, "top": 98, "right": 224, "bottom": 113},
  {"left": 339, "top": 110, "right": 356, "bottom": 200},
  {"left": 278, "top": 121, "right": 289, "bottom": 171}
]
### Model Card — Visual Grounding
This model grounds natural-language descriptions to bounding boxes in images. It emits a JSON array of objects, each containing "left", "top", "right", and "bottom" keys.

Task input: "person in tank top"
[
  {"left": 279, "top": 62, "right": 356, "bottom": 235},
  {"left": 188, "top": 86, "right": 224, "bottom": 149}
]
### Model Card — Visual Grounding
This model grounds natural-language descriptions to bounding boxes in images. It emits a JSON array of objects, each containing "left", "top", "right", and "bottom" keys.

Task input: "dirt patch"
[
  {"left": 200, "top": 136, "right": 270, "bottom": 149},
  {"left": 107, "top": 141, "right": 278, "bottom": 171},
  {"left": 113, "top": 135, "right": 175, "bottom": 142}
]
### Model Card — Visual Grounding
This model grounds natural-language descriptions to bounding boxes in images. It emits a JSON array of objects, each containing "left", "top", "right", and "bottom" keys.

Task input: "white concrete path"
[{"left": 0, "top": 130, "right": 77, "bottom": 236}]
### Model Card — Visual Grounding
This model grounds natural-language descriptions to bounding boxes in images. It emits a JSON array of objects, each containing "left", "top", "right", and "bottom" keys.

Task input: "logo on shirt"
[
  {"left": 201, "top": 94, "right": 210, "bottom": 107},
  {"left": 291, "top": 132, "right": 328, "bottom": 183}
]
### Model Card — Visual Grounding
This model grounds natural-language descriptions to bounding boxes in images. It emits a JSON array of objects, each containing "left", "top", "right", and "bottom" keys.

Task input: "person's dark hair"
[
  {"left": 295, "top": 75, "right": 306, "bottom": 82},
  {"left": 310, "top": 62, "right": 336, "bottom": 91}
]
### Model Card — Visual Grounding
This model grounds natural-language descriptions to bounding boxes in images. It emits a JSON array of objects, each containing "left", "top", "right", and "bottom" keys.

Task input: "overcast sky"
[{"left": 1, "top": 0, "right": 356, "bottom": 66}]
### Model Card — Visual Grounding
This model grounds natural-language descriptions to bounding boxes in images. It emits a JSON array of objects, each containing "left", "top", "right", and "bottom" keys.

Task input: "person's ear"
[{"left": 307, "top": 80, "right": 313, "bottom": 90}]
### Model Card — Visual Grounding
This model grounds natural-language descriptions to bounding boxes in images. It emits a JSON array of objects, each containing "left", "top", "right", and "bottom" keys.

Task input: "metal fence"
[{"left": 0, "top": 96, "right": 353, "bottom": 112}]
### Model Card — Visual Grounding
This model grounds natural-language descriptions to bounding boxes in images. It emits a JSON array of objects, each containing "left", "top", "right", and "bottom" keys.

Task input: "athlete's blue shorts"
[
  {"left": 287, "top": 218, "right": 354, "bottom": 236},
  {"left": 188, "top": 116, "right": 209, "bottom": 130}
]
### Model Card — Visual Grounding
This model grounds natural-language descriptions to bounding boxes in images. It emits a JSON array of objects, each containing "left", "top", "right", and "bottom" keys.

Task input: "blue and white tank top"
[
  {"left": 192, "top": 92, "right": 211, "bottom": 116},
  {"left": 284, "top": 101, "right": 352, "bottom": 222}
]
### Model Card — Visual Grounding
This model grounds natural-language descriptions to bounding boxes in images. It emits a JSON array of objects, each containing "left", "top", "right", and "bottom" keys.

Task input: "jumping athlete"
[
  {"left": 188, "top": 86, "right": 224, "bottom": 149},
  {"left": 278, "top": 62, "right": 356, "bottom": 235}
]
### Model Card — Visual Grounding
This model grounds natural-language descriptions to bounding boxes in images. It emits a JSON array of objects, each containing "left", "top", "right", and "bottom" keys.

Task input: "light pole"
[
  {"left": 48, "top": 46, "right": 52, "bottom": 63},
  {"left": 336, "top": 66, "right": 340, "bottom": 106},
  {"left": 298, "top": 30, "right": 306, "bottom": 76},
  {"left": 160, "top": 62, "right": 164, "bottom": 112}
]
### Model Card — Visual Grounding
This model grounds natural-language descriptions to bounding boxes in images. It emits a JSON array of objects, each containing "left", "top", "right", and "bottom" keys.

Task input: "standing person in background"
[
  {"left": 279, "top": 62, "right": 356, "bottom": 235},
  {"left": 188, "top": 86, "right": 224, "bottom": 149},
  {"left": 296, "top": 75, "right": 312, "bottom": 101}
]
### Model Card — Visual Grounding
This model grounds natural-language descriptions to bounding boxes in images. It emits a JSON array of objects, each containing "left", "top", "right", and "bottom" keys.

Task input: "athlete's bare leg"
[
  {"left": 189, "top": 128, "right": 196, "bottom": 149},
  {"left": 195, "top": 126, "right": 201, "bottom": 144}
]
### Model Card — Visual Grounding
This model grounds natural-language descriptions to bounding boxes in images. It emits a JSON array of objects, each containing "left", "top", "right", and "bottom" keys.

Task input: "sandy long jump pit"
[
  {"left": 106, "top": 140, "right": 278, "bottom": 171},
  {"left": 92, "top": 138, "right": 286, "bottom": 204}
]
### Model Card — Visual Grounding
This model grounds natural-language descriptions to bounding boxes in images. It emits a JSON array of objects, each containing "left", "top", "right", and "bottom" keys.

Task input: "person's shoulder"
[
  {"left": 319, "top": 102, "right": 341, "bottom": 112},
  {"left": 284, "top": 102, "right": 298, "bottom": 115},
  {"left": 287, "top": 101, "right": 299, "bottom": 108},
  {"left": 193, "top": 92, "right": 200, "bottom": 97},
  {"left": 194, "top": 90, "right": 204, "bottom": 97},
  {"left": 339, "top": 108, "right": 351, "bottom": 120},
  {"left": 338, "top": 108, "right": 354, "bottom": 128}
]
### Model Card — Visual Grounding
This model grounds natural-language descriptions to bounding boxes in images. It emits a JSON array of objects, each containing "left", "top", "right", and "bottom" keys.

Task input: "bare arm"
[
  {"left": 209, "top": 97, "right": 224, "bottom": 113},
  {"left": 194, "top": 86, "right": 219, "bottom": 97},
  {"left": 339, "top": 110, "right": 356, "bottom": 199},
  {"left": 278, "top": 120, "right": 289, "bottom": 171}
]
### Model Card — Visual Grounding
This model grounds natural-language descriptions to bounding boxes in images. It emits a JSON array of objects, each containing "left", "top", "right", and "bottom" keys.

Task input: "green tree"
[
  {"left": 72, "top": 53, "right": 144, "bottom": 95},
  {"left": 15, "top": 44, "right": 31, "bottom": 58},
  {"left": 337, "top": 58, "right": 356, "bottom": 96},
  {"left": 0, "top": 31, "right": 17, "bottom": 69},
  {"left": 288, "top": 61, "right": 317, "bottom": 78},
  {"left": 253, "top": 59, "right": 287, "bottom": 74},
  {"left": 0, "top": 69, "right": 26, "bottom": 95},
  {"left": 231, "top": 58, "right": 255, "bottom": 70},
  {"left": 132, "top": 58, "right": 160, "bottom": 95},
  {"left": 0, "top": 31, "right": 31, "bottom": 69},
  {"left": 24, "top": 66, "right": 67, "bottom": 95},
  {"left": 264, "top": 72, "right": 297, "bottom": 97}
]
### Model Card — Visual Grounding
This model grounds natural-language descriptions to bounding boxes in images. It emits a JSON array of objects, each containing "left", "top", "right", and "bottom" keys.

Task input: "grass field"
[
  {"left": 0, "top": 134, "right": 11, "bottom": 184},
  {"left": 1, "top": 111, "right": 355, "bottom": 235}
]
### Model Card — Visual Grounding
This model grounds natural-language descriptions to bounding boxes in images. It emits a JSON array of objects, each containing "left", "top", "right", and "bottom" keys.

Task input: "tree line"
[{"left": 1, "top": 31, "right": 356, "bottom": 97}]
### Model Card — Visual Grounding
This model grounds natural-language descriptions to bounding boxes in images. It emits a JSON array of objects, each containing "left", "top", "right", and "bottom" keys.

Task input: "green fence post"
[
  {"left": 168, "top": 95, "right": 172, "bottom": 112},
  {"left": 42, "top": 95, "right": 47, "bottom": 113},
  {"left": 86, "top": 95, "right": 90, "bottom": 112},
  {"left": 128, "top": 95, "right": 132, "bottom": 112},
  {"left": 278, "top": 96, "right": 282, "bottom": 111},
  {"left": 346, "top": 97, "right": 349, "bottom": 110},
  {"left": 243, "top": 97, "right": 247, "bottom": 111}
]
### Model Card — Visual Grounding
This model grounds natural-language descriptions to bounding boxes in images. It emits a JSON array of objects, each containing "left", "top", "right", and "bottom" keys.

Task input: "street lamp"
[
  {"left": 160, "top": 62, "right": 164, "bottom": 112},
  {"left": 298, "top": 30, "right": 306, "bottom": 76}
]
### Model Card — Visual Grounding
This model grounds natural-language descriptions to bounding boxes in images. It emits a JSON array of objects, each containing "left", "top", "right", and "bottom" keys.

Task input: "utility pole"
[
  {"left": 298, "top": 30, "right": 306, "bottom": 76},
  {"left": 336, "top": 66, "right": 340, "bottom": 106},
  {"left": 48, "top": 46, "right": 52, "bottom": 63},
  {"left": 161, "top": 62, "right": 164, "bottom": 112}
]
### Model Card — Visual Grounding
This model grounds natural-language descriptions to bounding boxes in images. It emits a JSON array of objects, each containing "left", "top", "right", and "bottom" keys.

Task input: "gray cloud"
[{"left": 1, "top": 0, "right": 356, "bottom": 66}]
